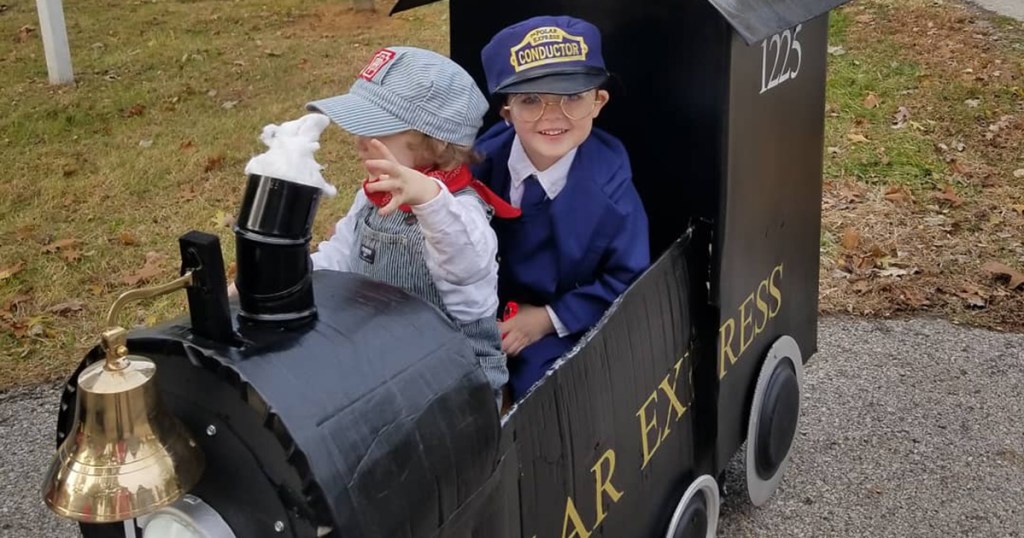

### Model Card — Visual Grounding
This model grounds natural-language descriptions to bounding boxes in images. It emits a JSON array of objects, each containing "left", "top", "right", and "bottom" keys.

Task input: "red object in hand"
[
  {"left": 502, "top": 302, "right": 519, "bottom": 321},
  {"left": 500, "top": 301, "right": 519, "bottom": 339}
]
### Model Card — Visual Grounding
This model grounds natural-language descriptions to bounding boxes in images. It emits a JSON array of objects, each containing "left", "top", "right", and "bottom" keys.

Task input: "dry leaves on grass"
[
  {"left": 47, "top": 300, "right": 85, "bottom": 316},
  {"left": 982, "top": 261, "right": 1024, "bottom": 290},
  {"left": 41, "top": 238, "right": 79, "bottom": 253},
  {"left": 122, "top": 251, "right": 167, "bottom": 286}
]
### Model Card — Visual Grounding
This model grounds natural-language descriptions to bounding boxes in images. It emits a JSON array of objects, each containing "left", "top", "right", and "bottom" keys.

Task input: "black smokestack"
[
  {"left": 233, "top": 174, "right": 321, "bottom": 324},
  {"left": 232, "top": 113, "right": 335, "bottom": 326}
]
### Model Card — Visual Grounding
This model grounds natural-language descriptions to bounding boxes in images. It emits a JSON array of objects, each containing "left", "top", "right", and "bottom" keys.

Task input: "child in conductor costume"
[{"left": 473, "top": 16, "right": 651, "bottom": 402}]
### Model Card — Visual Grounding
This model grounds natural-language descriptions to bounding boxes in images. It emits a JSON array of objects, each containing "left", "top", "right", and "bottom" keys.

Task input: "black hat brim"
[{"left": 495, "top": 69, "right": 609, "bottom": 95}]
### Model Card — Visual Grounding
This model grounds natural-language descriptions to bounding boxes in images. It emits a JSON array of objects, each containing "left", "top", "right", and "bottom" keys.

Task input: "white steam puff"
[{"left": 244, "top": 113, "right": 337, "bottom": 196}]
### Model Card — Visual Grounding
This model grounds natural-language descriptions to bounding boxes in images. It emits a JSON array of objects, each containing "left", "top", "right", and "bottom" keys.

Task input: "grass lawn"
[{"left": 2, "top": 0, "right": 1023, "bottom": 389}]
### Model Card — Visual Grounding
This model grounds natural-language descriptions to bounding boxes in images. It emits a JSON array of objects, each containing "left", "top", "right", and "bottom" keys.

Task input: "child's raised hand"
[
  {"left": 498, "top": 303, "right": 555, "bottom": 357},
  {"left": 362, "top": 139, "right": 441, "bottom": 215}
]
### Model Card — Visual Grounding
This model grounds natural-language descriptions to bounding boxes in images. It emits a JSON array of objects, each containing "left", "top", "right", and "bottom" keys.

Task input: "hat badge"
[
  {"left": 508, "top": 27, "right": 589, "bottom": 73},
  {"left": 359, "top": 48, "right": 397, "bottom": 82}
]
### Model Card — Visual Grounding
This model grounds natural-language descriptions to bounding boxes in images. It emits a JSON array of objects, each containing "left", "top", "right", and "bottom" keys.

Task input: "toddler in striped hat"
[{"left": 306, "top": 46, "right": 513, "bottom": 411}]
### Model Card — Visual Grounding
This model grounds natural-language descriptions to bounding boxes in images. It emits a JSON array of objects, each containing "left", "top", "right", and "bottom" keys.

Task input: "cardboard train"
[{"left": 43, "top": 0, "right": 850, "bottom": 536}]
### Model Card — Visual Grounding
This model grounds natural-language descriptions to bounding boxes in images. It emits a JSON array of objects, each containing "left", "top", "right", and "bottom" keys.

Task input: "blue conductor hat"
[{"left": 481, "top": 15, "right": 610, "bottom": 95}]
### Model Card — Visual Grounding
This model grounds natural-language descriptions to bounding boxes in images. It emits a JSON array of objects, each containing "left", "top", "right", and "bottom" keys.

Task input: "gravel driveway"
[{"left": 2, "top": 316, "right": 1022, "bottom": 537}]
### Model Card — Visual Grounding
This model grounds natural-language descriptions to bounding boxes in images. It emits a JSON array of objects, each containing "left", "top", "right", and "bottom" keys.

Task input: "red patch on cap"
[{"left": 360, "top": 49, "right": 397, "bottom": 81}]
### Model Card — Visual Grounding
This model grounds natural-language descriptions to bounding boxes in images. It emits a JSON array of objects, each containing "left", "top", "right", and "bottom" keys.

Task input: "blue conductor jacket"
[{"left": 473, "top": 122, "right": 651, "bottom": 399}]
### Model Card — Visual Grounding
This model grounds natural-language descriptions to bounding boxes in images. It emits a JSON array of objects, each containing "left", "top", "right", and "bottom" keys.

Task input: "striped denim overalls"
[{"left": 349, "top": 188, "right": 508, "bottom": 407}]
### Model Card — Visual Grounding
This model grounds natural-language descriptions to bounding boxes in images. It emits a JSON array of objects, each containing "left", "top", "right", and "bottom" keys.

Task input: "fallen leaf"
[
  {"left": 934, "top": 185, "right": 963, "bottom": 207},
  {"left": 0, "top": 262, "right": 25, "bottom": 281},
  {"left": 897, "top": 288, "right": 931, "bottom": 307},
  {"left": 954, "top": 287, "right": 987, "bottom": 308},
  {"left": 828, "top": 46, "right": 846, "bottom": 56},
  {"left": 47, "top": 300, "right": 85, "bottom": 315},
  {"left": 139, "top": 139, "right": 153, "bottom": 148},
  {"left": 892, "top": 106, "right": 911, "bottom": 129},
  {"left": 841, "top": 228, "right": 861, "bottom": 251},
  {"left": 2, "top": 294, "right": 32, "bottom": 314},
  {"left": 876, "top": 268, "right": 909, "bottom": 278},
  {"left": 883, "top": 186, "right": 911, "bottom": 203},
  {"left": 122, "top": 104, "right": 146, "bottom": 117},
  {"left": 118, "top": 231, "right": 138, "bottom": 246},
  {"left": 17, "top": 25, "right": 35, "bottom": 42},
  {"left": 947, "top": 159, "right": 967, "bottom": 176},
  {"left": 42, "top": 238, "right": 79, "bottom": 253},
  {"left": 211, "top": 210, "right": 236, "bottom": 228},
  {"left": 221, "top": 100, "right": 239, "bottom": 110},
  {"left": 981, "top": 261, "right": 1024, "bottom": 289},
  {"left": 180, "top": 140, "right": 195, "bottom": 151},
  {"left": 863, "top": 92, "right": 880, "bottom": 109},
  {"left": 964, "top": 98, "right": 981, "bottom": 108},
  {"left": 1013, "top": 169, "right": 1024, "bottom": 179},
  {"left": 847, "top": 133, "right": 870, "bottom": 144},
  {"left": 27, "top": 321, "right": 46, "bottom": 338},
  {"left": 985, "top": 115, "right": 1013, "bottom": 140},
  {"left": 203, "top": 154, "right": 224, "bottom": 173},
  {"left": 123, "top": 251, "right": 166, "bottom": 286}
]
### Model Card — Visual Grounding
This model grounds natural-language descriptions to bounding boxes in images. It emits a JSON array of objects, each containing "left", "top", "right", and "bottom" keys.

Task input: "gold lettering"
[
  {"left": 738, "top": 292, "right": 755, "bottom": 356},
  {"left": 636, "top": 391, "right": 662, "bottom": 468},
  {"left": 755, "top": 280, "right": 770, "bottom": 334},
  {"left": 657, "top": 357, "right": 687, "bottom": 442},
  {"left": 561, "top": 497, "right": 591, "bottom": 538},
  {"left": 768, "top": 264, "right": 783, "bottom": 316},
  {"left": 719, "top": 318, "right": 737, "bottom": 379},
  {"left": 591, "top": 449, "right": 624, "bottom": 527}
]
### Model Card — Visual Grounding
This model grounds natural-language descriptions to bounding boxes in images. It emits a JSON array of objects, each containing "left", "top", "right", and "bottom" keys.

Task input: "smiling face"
[{"left": 501, "top": 89, "right": 609, "bottom": 171}]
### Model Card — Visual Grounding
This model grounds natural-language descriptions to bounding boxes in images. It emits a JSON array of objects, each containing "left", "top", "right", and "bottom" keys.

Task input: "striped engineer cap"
[{"left": 307, "top": 46, "right": 489, "bottom": 147}]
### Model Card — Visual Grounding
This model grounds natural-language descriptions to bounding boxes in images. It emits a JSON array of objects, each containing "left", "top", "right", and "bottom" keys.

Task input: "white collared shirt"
[{"left": 505, "top": 135, "right": 575, "bottom": 337}]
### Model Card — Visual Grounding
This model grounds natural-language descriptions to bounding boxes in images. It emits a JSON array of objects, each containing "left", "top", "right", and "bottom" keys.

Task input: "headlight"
[{"left": 139, "top": 494, "right": 235, "bottom": 538}]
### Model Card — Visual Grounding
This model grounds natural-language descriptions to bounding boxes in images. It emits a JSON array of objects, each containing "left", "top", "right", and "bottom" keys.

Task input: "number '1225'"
[{"left": 760, "top": 24, "right": 803, "bottom": 94}]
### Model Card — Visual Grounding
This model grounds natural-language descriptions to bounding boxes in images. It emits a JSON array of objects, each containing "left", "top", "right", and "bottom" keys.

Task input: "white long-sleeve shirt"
[{"left": 311, "top": 183, "right": 500, "bottom": 323}]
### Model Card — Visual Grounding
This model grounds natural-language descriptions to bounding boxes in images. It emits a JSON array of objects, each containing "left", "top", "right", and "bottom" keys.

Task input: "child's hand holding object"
[{"left": 498, "top": 303, "right": 555, "bottom": 357}]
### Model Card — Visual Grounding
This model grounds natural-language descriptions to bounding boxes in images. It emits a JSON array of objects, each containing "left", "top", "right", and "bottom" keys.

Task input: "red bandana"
[{"left": 363, "top": 165, "right": 521, "bottom": 218}]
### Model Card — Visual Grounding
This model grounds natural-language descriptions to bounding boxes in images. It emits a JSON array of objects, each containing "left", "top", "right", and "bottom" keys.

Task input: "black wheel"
[
  {"left": 665, "top": 475, "right": 720, "bottom": 538},
  {"left": 745, "top": 335, "right": 804, "bottom": 506}
]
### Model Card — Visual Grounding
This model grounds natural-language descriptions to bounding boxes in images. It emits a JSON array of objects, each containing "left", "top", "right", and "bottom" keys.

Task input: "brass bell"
[{"left": 42, "top": 273, "right": 205, "bottom": 523}]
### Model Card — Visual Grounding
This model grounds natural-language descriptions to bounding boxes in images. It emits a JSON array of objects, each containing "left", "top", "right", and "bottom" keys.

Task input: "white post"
[{"left": 35, "top": 0, "right": 74, "bottom": 85}]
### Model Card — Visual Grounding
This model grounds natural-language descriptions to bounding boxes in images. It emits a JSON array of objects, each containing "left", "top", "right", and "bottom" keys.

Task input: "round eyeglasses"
[{"left": 503, "top": 91, "right": 603, "bottom": 122}]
